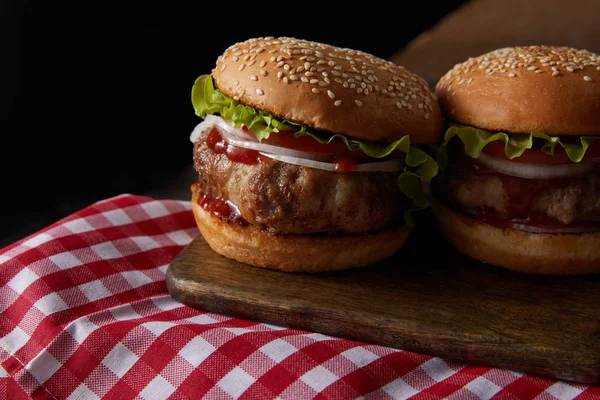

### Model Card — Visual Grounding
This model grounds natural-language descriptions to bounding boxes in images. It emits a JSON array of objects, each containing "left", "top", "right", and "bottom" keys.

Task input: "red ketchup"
[
  {"left": 206, "top": 127, "right": 264, "bottom": 165},
  {"left": 333, "top": 156, "right": 359, "bottom": 173},
  {"left": 197, "top": 192, "right": 248, "bottom": 226}
]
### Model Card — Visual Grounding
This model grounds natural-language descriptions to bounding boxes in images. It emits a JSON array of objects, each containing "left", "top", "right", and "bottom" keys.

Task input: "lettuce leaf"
[
  {"left": 442, "top": 123, "right": 600, "bottom": 166},
  {"left": 191, "top": 74, "right": 439, "bottom": 224}
]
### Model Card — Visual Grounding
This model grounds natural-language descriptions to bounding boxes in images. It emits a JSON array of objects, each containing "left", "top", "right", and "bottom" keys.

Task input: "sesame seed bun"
[
  {"left": 213, "top": 37, "right": 443, "bottom": 144},
  {"left": 191, "top": 184, "right": 411, "bottom": 272},
  {"left": 432, "top": 199, "right": 600, "bottom": 275},
  {"left": 436, "top": 46, "right": 600, "bottom": 135}
]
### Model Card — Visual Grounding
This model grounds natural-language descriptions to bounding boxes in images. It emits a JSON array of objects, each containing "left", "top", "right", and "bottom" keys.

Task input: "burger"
[
  {"left": 189, "top": 37, "right": 442, "bottom": 272},
  {"left": 433, "top": 46, "right": 600, "bottom": 275}
]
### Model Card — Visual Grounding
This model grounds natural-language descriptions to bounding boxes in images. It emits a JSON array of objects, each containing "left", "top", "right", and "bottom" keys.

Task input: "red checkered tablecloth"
[{"left": 1, "top": 194, "right": 598, "bottom": 399}]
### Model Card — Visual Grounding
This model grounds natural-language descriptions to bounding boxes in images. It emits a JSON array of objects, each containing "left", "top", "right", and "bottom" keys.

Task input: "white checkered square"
[
  {"left": 465, "top": 376, "right": 502, "bottom": 400},
  {"left": 166, "top": 230, "right": 192, "bottom": 246},
  {"left": 102, "top": 343, "right": 139, "bottom": 378},
  {"left": 0, "top": 254, "right": 11, "bottom": 264},
  {"left": 179, "top": 336, "right": 216, "bottom": 367},
  {"left": 65, "top": 316, "right": 99, "bottom": 344},
  {"left": 109, "top": 304, "right": 142, "bottom": 321},
  {"left": 91, "top": 242, "right": 122, "bottom": 260},
  {"left": 546, "top": 382, "right": 584, "bottom": 400},
  {"left": 64, "top": 218, "right": 94, "bottom": 234},
  {"left": 218, "top": 367, "right": 256, "bottom": 398},
  {"left": 35, "top": 292, "right": 69, "bottom": 315},
  {"left": 260, "top": 339, "right": 298, "bottom": 363},
  {"left": 420, "top": 358, "right": 456, "bottom": 382},
  {"left": 140, "top": 201, "right": 170, "bottom": 218},
  {"left": 151, "top": 296, "right": 184, "bottom": 311},
  {"left": 305, "top": 333, "right": 332, "bottom": 342},
  {"left": 49, "top": 252, "right": 83, "bottom": 270},
  {"left": 22, "top": 233, "right": 53, "bottom": 248},
  {"left": 342, "top": 347, "right": 379, "bottom": 367},
  {"left": 382, "top": 377, "right": 419, "bottom": 399},
  {"left": 2, "top": 326, "right": 30, "bottom": 355},
  {"left": 186, "top": 314, "right": 219, "bottom": 325},
  {"left": 7, "top": 267, "right": 39, "bottom": 294},
  {"left": 140, "top": 375, "right": 176, "bottom": 400},
  {"left": 142, "top": 321, "right": 176, "bottom": 336},
  {"left": 121, "top": 270, "right": 153, "bottom": 289},
  {"left": 26, "top": 349, "right": 61, "bottom": 383},
  {"left": 300, "top": 365, "right": 338, "bottom": 392},
  {"left": 130, "top": 236, "right": 160, "bottom": 252},
  {"left": 0, "top": 365, "right": 7, "bottom": 377},
  {"left": 79, "top": 280, "right": 112, "bottom": 302},
  {"left": 102, "top": 209, "right": 133, "bottom": 226},
  {"left": 67, "top": 383, "right": 100, "bottom": 400}
]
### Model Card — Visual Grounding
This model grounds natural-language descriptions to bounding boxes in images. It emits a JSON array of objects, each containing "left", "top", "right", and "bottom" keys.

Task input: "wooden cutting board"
[{"left": 166, "top": 218, "right": 600, "bottom": 384}]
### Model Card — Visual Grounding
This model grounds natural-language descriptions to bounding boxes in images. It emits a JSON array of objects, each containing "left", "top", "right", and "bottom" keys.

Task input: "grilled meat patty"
[
  {"left": 193, "top": 127, "right": 405, "bottom": 235},
  {"left": 441, "top": 155, "right": 600, "bottom": 224}
]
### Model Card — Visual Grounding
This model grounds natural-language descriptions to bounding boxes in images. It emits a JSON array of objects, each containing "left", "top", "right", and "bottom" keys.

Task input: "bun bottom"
[
  {"left": 432, "top": 199, "right": 600, "bottom": 275},
  {"left": 191, "top": 186, "right": 411, "bottom": 272}
]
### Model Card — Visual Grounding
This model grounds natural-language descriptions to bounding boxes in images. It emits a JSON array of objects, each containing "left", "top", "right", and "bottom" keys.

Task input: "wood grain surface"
[{"left": 166, "top": 218, "right": 600, "bottom": 384}]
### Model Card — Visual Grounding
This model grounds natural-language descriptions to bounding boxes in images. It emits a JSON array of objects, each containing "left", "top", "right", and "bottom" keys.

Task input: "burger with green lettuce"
[
  {"left": 434, "top": 46, "right": 600, "bottom": 275},
  {"left": 189, "top": 37, "right": 442, "bottom": 272}
]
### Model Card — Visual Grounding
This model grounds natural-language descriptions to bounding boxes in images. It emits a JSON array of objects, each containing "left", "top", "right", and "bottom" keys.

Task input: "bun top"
[
  {"left": 436, "top": 46, "right": 600, "bottom": 136},
  {"left": 212, "top": 37, "right": 443, "bottom": 144}
]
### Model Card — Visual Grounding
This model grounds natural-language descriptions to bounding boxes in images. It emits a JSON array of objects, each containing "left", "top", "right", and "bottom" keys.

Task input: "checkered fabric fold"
[{"left": 1, "top": 194, "right": 598, "bottom": 399}]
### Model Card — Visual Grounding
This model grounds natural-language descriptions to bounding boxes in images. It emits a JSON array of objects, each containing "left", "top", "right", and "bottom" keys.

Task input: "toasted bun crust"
[
  {"left": 436, "top": 46, "right": 600, "bottom": 135},
  {"left": 432, "top": 199, "right": 600, "bottom": 275},
  {"left": 191, "top": 185, "right": 411, "bottom": 272},
  {"left": 213, "top": 37, "right": 443, "bottom": 144}
]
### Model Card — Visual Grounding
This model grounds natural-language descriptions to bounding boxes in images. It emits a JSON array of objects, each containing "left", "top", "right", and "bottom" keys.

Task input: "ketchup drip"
[
  {"left": 206, "top": 126, "right": 265, "bottom": 165},
  {"left": 197, "top": 192, "right": 248, "bottom": 226},
  {"left": 333, "top": 156, "right": 359, "bottom": 173},
  {"left": 470, "top": 160, "right": 571, "bottom": 220}
]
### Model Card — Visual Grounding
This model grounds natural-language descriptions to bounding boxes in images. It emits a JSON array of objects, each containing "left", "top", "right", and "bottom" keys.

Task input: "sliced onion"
[
  {"left": 513, "top": 223, "right": 599, "bottom": 234},
  {"left": 204, "top": 115, "right": 332, "bottom": 162},
  {"left": 260, "top": 152, "right": 404, "bottom": 172},
  {"left": 478, "top": 152, "right": 596, "bottom": 180},
  {"left": 189, "top": 120, "right": 214, "bottom": 143}
]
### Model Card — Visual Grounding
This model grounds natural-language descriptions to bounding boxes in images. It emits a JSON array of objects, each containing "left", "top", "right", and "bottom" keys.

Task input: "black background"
[{"left": 1, "top": 2, "right": 466, "bottom": 246}]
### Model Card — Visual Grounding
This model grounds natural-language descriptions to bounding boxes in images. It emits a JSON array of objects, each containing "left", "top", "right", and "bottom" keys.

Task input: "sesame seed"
[
  {"left": 334, "top": 100, "right": 342, "bottom": 106},
  {"left": 357, "top": 88, "right": 363, "bottom": 94},
  {"left": 233, "top": 80, "right": 239, "bottom": 86},
  {"left": 424, "top": 113, "right": 430, "bottom": 120},
  {"left": 355, "top": 100, "right": 363, "bottom": 107},
  {"left": 276, "top": 55, "right": 283, "bottom": 62},
  {"left": 322, "top": 71, "right": 328, "bottom": 77},
  {"left": 256, "top": 89, "right": 264, "bottom": 95},
  {"left": 312, "top": 88, "right": 320, "bottom": 94},
  {"left": 233, "top": 56, "right": 239, "bottom": 62},
  {"left": 305, "top": 71, "right": 315, "bottom": 77},
  {"left": 327, "top": 90, "right": 335, "bottom": 98},
  {"left": 318, "top": 81, "right": 329, "bottom": 87},
  {"left": 567, "top": 66, "right": 575, "bottom": 72},
  {"left": 584, "top": 75, "right": 593, "bottom": 81},
  {"left": 283, "top": 64, "right": 290, "bottom": 71},
  {"left": 249, "top": 75, "right": 257, "bottom": 81},
  {"left": 535, "top": 69, "right": 544, "bottom": 74},
  {"left": 238, "top": 64, "right": 245, "bottom": 71},
  {"left": 247, "top": 60, "right": 256, "bottom": 66},
  {"left": 527, "top": 66, "right": 537, "bottom": 71},
  {"left": 220, "top": 64, "right": 227, "bottom": 72},
  {"left": 418, "top": 104, "right": 423, "bottom": 109},
  {"left": 297, "top": 66, "right": 304, "bottom": 73},
  {"left": 289, "top": 74, "right": 298, "bottom": 81},
  {"left": 283, "top": 77, "right": 289, "bottom": 84},
  {"left": 396, "top": 101, "right": 402, "bottom": 109},
  {"left": 552, "top": 70, "right": 560, "bottom": 76},
  {"left": 508, "top": 72, "right": 516, "bottom": 77},
  {"left": 277, "top": 71, "right": 283, "bottom": 79},
  {"left": 260, "top": 60, "right": 266, "bottom": 67},
  {"left": 260, "top": 69, "right": 267, "bottom": 77},
  {"left": 277, "top": 61, "right": 284, "bottom": 68}
]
